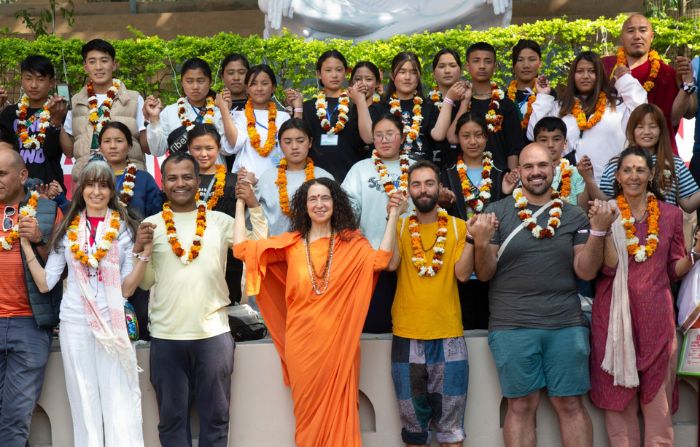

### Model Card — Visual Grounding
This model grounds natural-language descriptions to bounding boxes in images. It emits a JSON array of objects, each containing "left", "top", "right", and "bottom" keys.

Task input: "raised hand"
[
  {"left": 467, "top": 212, "right": 499, "bottom": 244},
  {"left": 284, "top": 88, "right": 303, "bottom": 109},
  {"left": 613, "top": 65, "right": 631, "bottom": 83},
  {"left": 587, "top": 199, "right": 618, "bottom": 231},
  {"left": 143, "top": 95, "right": 163, "bottom": 123},
  {"left": 133, "top": 222, "right": 156, "bottom": 253},
  {"left": 235, "top": 174, "right": 259, "bottom": 208},
  {"left": 675, "top": 56, "right": 694, "bottom": 84},
  {"left": 501, "top": 170, "right": 519, "bottom": 195},
  {"left": 438, "top": 184, "right": 456, "bottom": 207},
  {"left": 18, "top": 215, "right": 42, "bottom": 243},
  {"left": 347, "top": 84, "right": 367, "bottom": 105},
  {"left": 577, "top": 155, "right": 594, "bottom": 182},
  {"left": 446, "top": 81, "right": 467, "bottom": 102},
  {"left": 47, "top": 95, "right": 68, "bottom": 126},
  {"left": 215, "top": 89, "right": 232, "bottom": 111},
  {"left": 386, "top": 191, "right": 408, "bottom": 217},
  {"left": 535, "top": 75, "right": 551, "bottom": 96}
]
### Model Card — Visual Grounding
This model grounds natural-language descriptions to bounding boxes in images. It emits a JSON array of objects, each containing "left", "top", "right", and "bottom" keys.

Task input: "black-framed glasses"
[{"left": 3, "top": 206, "right": 15, "bottom": 232}]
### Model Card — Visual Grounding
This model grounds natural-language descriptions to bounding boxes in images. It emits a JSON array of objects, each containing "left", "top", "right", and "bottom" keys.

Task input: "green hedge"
[{"left": 0, "top": 14, "right": 697, "bottom": 103}]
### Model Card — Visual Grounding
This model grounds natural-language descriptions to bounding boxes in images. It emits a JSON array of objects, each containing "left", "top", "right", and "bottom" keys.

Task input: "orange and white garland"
[
  {"left": 16, "top": 94, "right": 51, "bottom": 150},
  {"left": 67, "top": 210, "right": 121, "bottom": 268},
  {"left": 617, "top": 192, "right": 660, "bottom": 263},
  {"left": 196, "top": 164, "right": 227, "bottom": 210},
  {"left": 0, "top": 191, "right": 39, "bottom": 250},
  {"left": 390, "top": 93, "right": 423, "bottom": 144},
  {"left": 456, "top": 151, "right": 493, "bottom": 216},
  {"left": 485, "top": 82, "right": 505, "bottom": 133},
  {"left": 513, "top": 187, "right": 563, "bottom": 239},
  {"left": 616, "top": 47, "right": 660, "bottom": 92},
  {"left": 177, "top": 96, "right": 215, "bottom": 131},
  {"left": 245, "top": 100, "right": 277, "bottom": 157},
  {"left": 573, "top": 92, "right": 607, "bottom": 131},
  {"left": 87, "top": 79, "right": 120, "bottom": 135},
  {"left": 506, "top": 80, "right": 536, "bottom": 130},
  {"left": 372, "top": 93, "right": 381, "bottom": 104},
  {"left": 557, "top": 159, "right": 573, "bottom": 200},
  {"left": 315, "top": 90, "right": 350, "bottom": 135},
  {"left": 372, "top": 149, "right": 409, "bottom": 196},
  {"left": 118, "top": 162, "right": 138, "bottom": 207},
  {"left": 429, "top": 86, "right": 443, "bottom": 110},
  {"left": 162, "top": 200, "right": 207, "bottom": 265},
  {"left": 276, "top": 157, "right": 315, "bottom": 215},
  {"left": 409, "top": 207, "right": 449, "bottom": 277}
]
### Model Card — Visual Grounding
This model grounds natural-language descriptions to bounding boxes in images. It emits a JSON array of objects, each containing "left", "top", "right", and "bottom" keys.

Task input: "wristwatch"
[{"left": 682, "top": 82, "right": 698, "bottom": 95}]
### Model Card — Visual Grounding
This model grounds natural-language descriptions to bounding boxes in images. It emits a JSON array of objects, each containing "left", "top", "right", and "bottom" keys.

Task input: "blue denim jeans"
[{"left": 0, "top": 316, "right": 52, "bottom": 447}]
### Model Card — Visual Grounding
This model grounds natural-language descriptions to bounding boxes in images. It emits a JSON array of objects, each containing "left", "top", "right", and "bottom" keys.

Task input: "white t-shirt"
[
  {"left": 226, "top": 108, "right": 291, "bottom": 177},
  {"left": 64, "top": 94, "right": 146, "bottom": 136}
]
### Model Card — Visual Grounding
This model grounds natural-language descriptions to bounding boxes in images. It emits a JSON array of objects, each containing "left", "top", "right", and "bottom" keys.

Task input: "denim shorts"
[{"left": 488, "top": 326, "right": 590, "bottom": 398}]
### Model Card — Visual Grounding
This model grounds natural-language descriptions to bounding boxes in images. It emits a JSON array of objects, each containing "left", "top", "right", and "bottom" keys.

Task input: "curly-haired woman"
[{"left": 233, "top": 176, "right": 406, "bottom": 447}]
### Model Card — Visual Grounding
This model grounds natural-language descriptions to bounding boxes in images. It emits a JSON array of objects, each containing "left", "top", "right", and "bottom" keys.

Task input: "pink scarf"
[{"left": 72, "top": 210, "right": 140, "bottom": 384}]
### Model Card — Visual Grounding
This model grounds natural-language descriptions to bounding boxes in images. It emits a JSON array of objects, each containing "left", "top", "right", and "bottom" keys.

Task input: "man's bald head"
[
  {"left": 519, "top": 142, "right": 553, "bottom": 166},
  {"left": 0, "top": 147, "right": 25, "bottom": 171},
  {"left": 622, "top": 13, "right": 652, "bottom": 31},
  {"left": 0, "top": 148, "right": 28, "bottom": 204}
]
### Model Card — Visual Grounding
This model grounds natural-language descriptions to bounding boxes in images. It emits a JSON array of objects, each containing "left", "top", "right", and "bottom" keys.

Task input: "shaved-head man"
[
  {"left": 602, "top": 13, "right": 697, "bottom": 153},
  {"left": 0, "top": 147, "right": 62, "bottom": 447},
  {"left": 468, "top": 143, "right": 616, "bottom": 447}
]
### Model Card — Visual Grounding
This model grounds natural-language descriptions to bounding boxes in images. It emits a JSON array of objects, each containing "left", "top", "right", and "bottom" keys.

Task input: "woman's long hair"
[
  {"left": 52, "top": 157, "right": 140, "bottom": 250},
  {"left": 559, "top": 51, "right": 617, "bottom": 117},
  {"left": 625, "top": 103, "right": 676, "bottom": 194},
  {"left": 289, "top": 178, "right": 358, "bottom": 238},
  {"left": 384, "top": 51, "right": 424, "bottom": 101},
  {"left": 612, "top": 146, "right": 665, "bottom": 200}
]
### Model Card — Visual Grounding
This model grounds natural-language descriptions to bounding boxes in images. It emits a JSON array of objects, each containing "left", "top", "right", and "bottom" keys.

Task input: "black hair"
[
  {"left": 0, "top": 126, "right": 19, "bottom": 151},
  {"left": 98, "top": 121, "right": 133, "bottom": 146},
  {"left": 289, "top": 178, "right": 358, "bottom": 237},
  {"left": 315, "top": 50, "right": 348, "bottom": 88},
  {"left": 408, "top": 159, "right": 440, "bottom": 181},
  {"left": 612, "top": 146, "right": 664, "bottom": 200},
  {"left": 20, "top": 55, "right": 55, "bottom": 79},
  {"left": 466, "top": 42, "right": 496, "bottom": 60},
  {"left": 511, "top": 39, "right": 542, "bottom": 66},
  {"left": 372, "top": 113, "right": 404, "bottom": 134},
  {"left": 219, "top": 53, "right": 250, "bottom": 77},
  {"left": 187, "top": 123, "right": 221, "bottom": 148},
  {"left": 81, "top": 39, "right": 116, "bottom": 61},
  {"left": 533, "top": 116, "right": 568, "bottom": 139},
  {"left": 181, "top": 57, "right": 212, "bottom": 81},
  {"left": 454, "top": 112, "right": 488, "bottom": 136},
  {"left": 161, "top": 151, "right": 200, "bottom": 178},
  {"left": 350, "top": 61, "right": 381, "bottom": 84},
  {"left": 384, "top": 51, "right": 425, "bottom": 101},
  {"left": 279, "top": 117, "right": 313, "bottom": 141},
  {"left": 432, "top": 48, "right": 462, "bottom": 70},
  {"left": 244, "top": 64, "right": 277, "bottom": 87}
]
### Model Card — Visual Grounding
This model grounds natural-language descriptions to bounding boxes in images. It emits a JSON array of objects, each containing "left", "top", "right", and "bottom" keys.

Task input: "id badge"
[{"left": 320, "top": 134, "right": 338, "bottom": 146}]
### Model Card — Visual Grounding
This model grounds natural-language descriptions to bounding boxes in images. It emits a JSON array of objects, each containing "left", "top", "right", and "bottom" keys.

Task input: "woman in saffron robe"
[{"left": 233, "top": 177, "right": 406, "bottom": 446}]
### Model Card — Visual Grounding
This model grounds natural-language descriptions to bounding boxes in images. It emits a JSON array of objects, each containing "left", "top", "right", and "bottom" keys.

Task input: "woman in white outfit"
[{"left": 21, "top": 156, "right": 153, "bottom": 447}]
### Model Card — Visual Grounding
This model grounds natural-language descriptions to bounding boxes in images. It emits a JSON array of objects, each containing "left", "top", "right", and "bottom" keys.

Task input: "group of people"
[{"left": 1, "top": 11, "right": 700, "bottom": 447}]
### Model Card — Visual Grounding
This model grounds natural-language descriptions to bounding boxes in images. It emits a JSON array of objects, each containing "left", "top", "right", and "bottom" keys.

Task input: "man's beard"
[
  {"left": 411, "top": 192, "right": 439, "bottom": 213},
  {"left": 522, "top": 175, "right": 552, "bottom": 197}
]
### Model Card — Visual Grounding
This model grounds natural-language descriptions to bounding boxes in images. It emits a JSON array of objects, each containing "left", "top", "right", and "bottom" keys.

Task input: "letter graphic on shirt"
[{"left": 14, "top": 116, "right": 47, "bottom": 164}]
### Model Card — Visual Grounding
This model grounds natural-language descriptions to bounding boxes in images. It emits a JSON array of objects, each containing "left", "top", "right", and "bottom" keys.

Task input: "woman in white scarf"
[
  {"left": 589, "top": 146, "right": 700, "bottom": 446},
  {"left": 21, "top": 156, "right": 154, "bottom": 447}
]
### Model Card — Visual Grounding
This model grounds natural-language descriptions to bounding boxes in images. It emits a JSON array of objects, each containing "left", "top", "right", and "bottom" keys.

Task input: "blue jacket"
[{"left": 116, "top": 169, "right": 162, "bottom": 220}]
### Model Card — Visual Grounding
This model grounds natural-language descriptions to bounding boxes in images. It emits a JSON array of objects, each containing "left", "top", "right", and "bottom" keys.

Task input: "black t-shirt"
[
  {"left": 230, "top": 98, "right": 247, "bottom": 112},
  {"left": 440, "top": 162, "right": 506, "bottom": 221},
  {"left": 470, "top": 96, "right": 525, "bottom": 171},
  {"left": 424, "top": 99, "right": 461, "bottom": 170},
  {"left": 0, "top": 104, "right": 65, "bottom": 189},
  {"left": 199, "top": 172, "right": 243, "bottom": 303},
  {"left": 378, "top": 98, "right": 437, "bottom": 162},
  {"left": 514, "top": 89, "right": 558, "bottom": 143},
  {"left": 303, "top": 97, "right": 367, "bottom": 183}
]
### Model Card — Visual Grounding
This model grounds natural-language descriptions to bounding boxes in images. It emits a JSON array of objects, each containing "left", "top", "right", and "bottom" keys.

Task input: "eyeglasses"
[
  {"left": 373, "top": 132, "right": 400, "bottom": 142},
  {"left": 3, "top": 206, "right": 15, "bottom": 232}
]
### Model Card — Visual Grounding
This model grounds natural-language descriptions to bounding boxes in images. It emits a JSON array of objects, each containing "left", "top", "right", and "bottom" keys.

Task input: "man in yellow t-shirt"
[
  {"left": 137, "top": 152, "right": 267, "bottom": 447},
  {"left": 388, "top": 160, "right": 473, "bottom": 447}
]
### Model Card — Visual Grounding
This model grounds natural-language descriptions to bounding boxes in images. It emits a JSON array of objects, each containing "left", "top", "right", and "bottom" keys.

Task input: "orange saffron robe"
[{"left": 234, "top": 230, "right": 391, "bottom": 447}]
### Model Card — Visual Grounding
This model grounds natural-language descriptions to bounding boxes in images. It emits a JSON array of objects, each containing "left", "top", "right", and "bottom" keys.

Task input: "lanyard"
[
  {"left": 190, "top": 104, "right": 207, "bottom": 124},
  {"left": 200, "top": 175, "right": 217, "bottom": 202},
  {"left": 326, "top": 101, "right": 339, "bottom": 122}
]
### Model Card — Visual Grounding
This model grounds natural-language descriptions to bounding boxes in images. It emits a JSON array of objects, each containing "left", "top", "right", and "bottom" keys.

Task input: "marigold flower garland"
[
  {"left": 195, "top": 164, "right": 227, "bottom": 210},
  {"left": 616, "top": 47, "right": 660, "bottom": 92},
  {"left": 0, "top": 191, "right": 39, "bottom": 250},
  {"left": 372, "top": 149, "right": 409, "bottom": 196},
  {"left": 162, "top": 200, "right": 207, "bottom": 265},
  {"left": 276, "top": 157, "right": 315, "bottom": 216},
  {"left": 456, "top": 151, "right": 493, "bottom": 217},
  {"left": 506, "top": 80, "right": 536, "bottom": 130},
  {"left": 485, "top": 82, "right": 504, "bottom": 133},
  {"left": 558, "top": 159, "right": 573, "bottom": 200},
  {"left": 118, "top": 162, "right": 138, "bottom": 207},
  {"left": 16, "top": 94, "right": 51, "bottom": 150},
  {"left": 409, "top": 207, "right": 449, "bottom": 277},
  {"left": 67, "top": 210, "right": 121, "bottom": 268},
  {"left": 87, "top": 79, "right": 120, "bottom": 135},
  {"left": 513, "top": 187, "right": 563, "bottom": 239},
  {"left": 372, "top": 93, "right": 381, "bottom": 104},
  {"left": 245, "top": 100, "right": 278, "bottom": 157},
  {"left": 572, "top": 93, "right": 607, "bottom": 131},
  {"left": 389, "top": 93, "right": 423, "bottom": 144},
  {"left": 429, "top": 86, "right": 443, "bottom": 110},
  {"left": 617, "top": 192, "right": 660, "bottom": 263},
  {"left": 177, "top": 96, "right": 215, "bottom": 130},
  {"left": 315, "top": 90, "right": 350, "bottom": 135}
]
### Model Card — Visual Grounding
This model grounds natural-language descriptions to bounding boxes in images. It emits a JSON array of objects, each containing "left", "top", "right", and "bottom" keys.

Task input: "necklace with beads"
[{"left": 304, "top": 230, "right": 335, "bottom": 295}]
